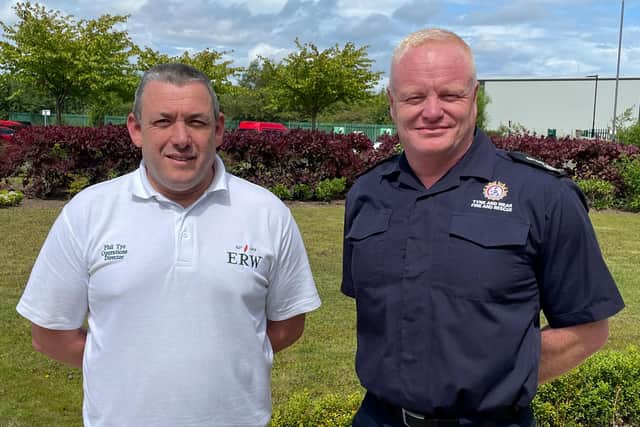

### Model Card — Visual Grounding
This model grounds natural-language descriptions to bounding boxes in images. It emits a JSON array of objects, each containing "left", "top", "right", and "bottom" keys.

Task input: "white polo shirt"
[{"left": 17, "top": 155, "right": 321, "bottom": 427}]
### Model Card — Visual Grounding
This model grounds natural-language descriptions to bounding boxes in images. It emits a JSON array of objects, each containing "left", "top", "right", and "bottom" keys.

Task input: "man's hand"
[
  {"left": 31, "top": 323, "right": 86, "bottom": 368},
  {"left": 267, "top": 314, "right": 306, "bottom": 353},
  {"left": 538, "top": 319, "right": 609, "bottom": 384}
]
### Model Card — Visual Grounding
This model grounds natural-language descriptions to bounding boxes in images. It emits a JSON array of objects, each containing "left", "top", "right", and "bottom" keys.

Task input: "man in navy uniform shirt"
[{"left": 342, "top": 28, "right": 624, "bottom": 427}]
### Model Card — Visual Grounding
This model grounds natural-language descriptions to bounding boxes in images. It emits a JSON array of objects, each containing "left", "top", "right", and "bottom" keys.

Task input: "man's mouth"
[{"left": 166, "top": 154, "right": 195, "bottom": 162}]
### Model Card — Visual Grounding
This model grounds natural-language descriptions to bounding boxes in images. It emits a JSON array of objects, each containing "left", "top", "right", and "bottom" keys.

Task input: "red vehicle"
[
  {"left": 237, "top": 121, "right": 288, "bottom": 133},
  {"left": 0, "top": 126, "right": 15, "bottom": 141},
  {"left": 0, "top": 119, "right": 26, "bottom": 129}
]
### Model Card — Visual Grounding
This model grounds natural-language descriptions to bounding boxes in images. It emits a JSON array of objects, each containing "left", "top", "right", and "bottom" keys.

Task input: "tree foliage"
[
  {"left": 0, "top": 2, "right": 137, "bottom": 124},
  {"left": 262, "top": 39, "right": 382, "bottom": 129},
  {"left": 476, "top": 85, "right": 490, "bottom": 130},
  {"left": 137, "top": 47, "right": 241, "bottom": 96},
  {"left": 318, "top": 89, "right": 391, "bottom": 124}
]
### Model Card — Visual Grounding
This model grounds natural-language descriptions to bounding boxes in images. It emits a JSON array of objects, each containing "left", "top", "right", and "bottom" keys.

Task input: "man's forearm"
[
  {"left": 538, "top": 320, "right": 609, "bottom": 384},
  {"left": 267, "top": 314, "right": 305, "bottom": 353},
  {"left": 31, "top": 324, "right": 87, "bottom": 368}
]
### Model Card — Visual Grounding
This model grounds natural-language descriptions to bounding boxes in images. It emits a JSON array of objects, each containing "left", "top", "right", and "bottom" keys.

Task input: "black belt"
[{"left": 383, "top": 399, "right": 523, "bottom": 427}]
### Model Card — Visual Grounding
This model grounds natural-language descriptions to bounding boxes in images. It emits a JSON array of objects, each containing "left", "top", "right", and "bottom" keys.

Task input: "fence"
[
  {"left": 8, "top": 113, "right": 397, "bottom": 140},
  {"left": 576, "top": 128, "right": 614, "bottom": 140},
  {"left": 10, "top": 112, "right": 625, "bottom": 143}
]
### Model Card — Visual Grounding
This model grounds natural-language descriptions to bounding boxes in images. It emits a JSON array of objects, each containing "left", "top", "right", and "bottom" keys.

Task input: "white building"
[{"left": 480, "top": 77, "right": 640, "bottom": 138}]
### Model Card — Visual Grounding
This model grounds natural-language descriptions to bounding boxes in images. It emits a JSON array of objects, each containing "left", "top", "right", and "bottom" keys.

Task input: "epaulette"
[
  {"left": 357, "top": 154, "right": 400, "bottom": 178},
  {"left": 507, "top": 151, "right": 567, "bottom": 177}
]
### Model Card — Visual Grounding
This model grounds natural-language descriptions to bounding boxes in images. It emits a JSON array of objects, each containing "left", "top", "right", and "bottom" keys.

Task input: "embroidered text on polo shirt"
[
  {"left": 101, "top": 243, "right": 128, "bottom": 261},
  {"left": 227, "top": 244, "right": 263, "bottom": 268}
]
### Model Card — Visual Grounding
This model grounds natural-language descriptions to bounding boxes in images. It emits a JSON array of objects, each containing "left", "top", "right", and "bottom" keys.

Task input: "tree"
[
  {"left": 615, "top": 107, "right": 640, "bottom": 147},
  {"left": 263, "top": 39, "right": 382, "bottom": 129},
  {"left": 219, "top": 59, "right": 284, "bottom": 122},
  {"left": 136, "top": 47, "right": 241, "bottom": 97},
  {"left": 0, "top": 73, "right": 52, "bottom": 118},
  {"left": 476, "top": 85, "right": 490, "bottom": 130},
  {"left": 0, "top": 2, "right": 137, "bottom": 124},
  {"left": 319, "top": 89, "right": 391, "bottom": 124}
]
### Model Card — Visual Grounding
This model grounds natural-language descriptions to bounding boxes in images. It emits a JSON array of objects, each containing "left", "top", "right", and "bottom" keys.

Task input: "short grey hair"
[
  {"left": 133, "top": 63, "right": 220, "bottom": 120},
  {"left": 390, "top": 28, "right": 477, "bottom": 87}
]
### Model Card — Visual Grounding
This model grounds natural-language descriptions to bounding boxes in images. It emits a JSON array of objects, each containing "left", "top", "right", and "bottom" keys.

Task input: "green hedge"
[
  {"left": 270, "top": 348, "right": 640, "bottom": 427},
  {"left": 0, "top": 189, "right": 24, "bottom": 207},
  {"left": 577, "top": 179, "right": 616, "bottom": 210}
]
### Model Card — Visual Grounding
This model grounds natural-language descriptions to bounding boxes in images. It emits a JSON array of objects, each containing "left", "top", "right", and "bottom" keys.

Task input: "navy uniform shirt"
[{"left": 342, "top": 128, "right": 624, "bottom": 416}]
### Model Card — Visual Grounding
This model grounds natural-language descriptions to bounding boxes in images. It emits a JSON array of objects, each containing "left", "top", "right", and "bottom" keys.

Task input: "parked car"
[
  {"left": 0, "top": 126, "right": 15, "bottom": 141},
  {"left": 0, "top": 119, "right": 28, "bottom": 129},
  {"left": 237, "top": 121, "right": 288, "bottom": 133}
]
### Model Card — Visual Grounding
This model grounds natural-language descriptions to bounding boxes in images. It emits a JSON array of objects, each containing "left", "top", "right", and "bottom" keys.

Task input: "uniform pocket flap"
[
  {"left": 347, "top": 208, "right": 391, "bottom": 240},
  {"left": 450, "top": 213, "right": 529, "bottom": 247}
]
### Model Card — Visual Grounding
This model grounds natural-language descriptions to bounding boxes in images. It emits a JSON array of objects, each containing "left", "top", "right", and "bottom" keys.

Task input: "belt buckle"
[{"left": 402, "top": 408, "right": 426, "bottom": 427}]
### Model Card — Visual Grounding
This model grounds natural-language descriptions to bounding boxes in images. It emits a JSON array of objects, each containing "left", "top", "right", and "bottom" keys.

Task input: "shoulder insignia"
[
  {"left": 507, "top": 151, "right": 566, "bottom": 177},
  {"left": 357, "top": 154, "right": 400, "bottom": 178}
]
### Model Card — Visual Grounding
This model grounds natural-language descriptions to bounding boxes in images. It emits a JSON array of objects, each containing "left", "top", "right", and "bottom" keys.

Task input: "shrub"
[
  {"left": 616, "top": 155, "right": 640, "bottom": 211},
  {"left": 0, "top": 189, "right": 24, "bottom": 207},
  {"left": 4, "top": 125, "right": 140, "bottom": 198},
  {"left": 221, "top": 129, "right": 374, "bottom": 191},
  {"left": 292, "top": 183, "right": 314, "bottom": 201},
  {"left": 576, "top": 179, "right": 616, "bottom": 210},
  {"left": 67, "top": 174, "right": 91, "bottom": 196},
  {"left": 315, "top": 177, "right": 346, "bottom": 202},
  {"left": 532, "top": 347, "right": 640, "bottom": 426},
  {"left": 270, "top": 183, "right": 292, "bottom": 201},
  {"left": 270, "top": 349, "right": 640, "bottom": 426},
  {"left": 491, "top": 134, "right": 640, "bottom": 200},
  {"left": 616, "top": 120, "right": 640, "bottom": 148},
  {"left": 270, "top": 390, "right": 361, "bottom": 427}
]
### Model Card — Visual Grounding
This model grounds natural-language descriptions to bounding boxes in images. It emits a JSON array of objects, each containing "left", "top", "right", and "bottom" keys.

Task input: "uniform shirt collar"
[
  {"left": 378, "top": 127, "right": 497, "bottom": 186},
  {"left": 129, "top": 155, "right": 229, "bottom": 204}
]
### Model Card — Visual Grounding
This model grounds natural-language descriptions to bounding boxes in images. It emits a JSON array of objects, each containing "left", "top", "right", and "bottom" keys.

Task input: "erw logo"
[{"left": 227, "top": 244, "right": 263, "bottom": 269}]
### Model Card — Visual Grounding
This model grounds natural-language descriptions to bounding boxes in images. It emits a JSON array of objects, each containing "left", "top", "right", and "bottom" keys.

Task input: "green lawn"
[{"left": 1, "top": 204, "right": 638, "bottom": 426}]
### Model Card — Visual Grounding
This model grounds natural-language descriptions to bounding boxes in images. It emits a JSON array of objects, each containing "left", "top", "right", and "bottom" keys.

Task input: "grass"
[{"left": 0, "top": 203, "right": 638, "bottom": 426}]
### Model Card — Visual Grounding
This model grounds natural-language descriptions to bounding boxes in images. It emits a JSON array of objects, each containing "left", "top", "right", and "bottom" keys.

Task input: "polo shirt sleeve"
[
  {"left": 538, "top": 181, "right": 624, "bottom": 328},
  {"left": 16, "top": 206, "right": 89, "bottom": 330},
  {"left": 266, "top": 210, "right": 320, "bottom": 321}
]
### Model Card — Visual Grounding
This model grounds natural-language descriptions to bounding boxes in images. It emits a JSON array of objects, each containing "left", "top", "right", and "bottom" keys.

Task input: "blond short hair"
[{"left": 390, "top": 28, "right": 477, "bottom": 87}]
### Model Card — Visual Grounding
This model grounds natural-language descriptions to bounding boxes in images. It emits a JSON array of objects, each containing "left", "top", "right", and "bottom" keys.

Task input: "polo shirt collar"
[{"left": 129, "top": 155, "right": 229, "bottom": 204}]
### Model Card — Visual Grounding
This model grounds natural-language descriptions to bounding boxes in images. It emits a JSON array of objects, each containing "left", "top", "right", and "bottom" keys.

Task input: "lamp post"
[
  {"left": 612, "top": 0, "right": 624, "bottom": 138},
  {"left": 586, "top": 74, "right": 598, "bottom": 138}
]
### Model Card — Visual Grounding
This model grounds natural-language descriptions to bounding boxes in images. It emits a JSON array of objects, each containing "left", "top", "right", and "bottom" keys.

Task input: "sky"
[{"left": 1, "top": 0, "right": 639, "bottom": 88}]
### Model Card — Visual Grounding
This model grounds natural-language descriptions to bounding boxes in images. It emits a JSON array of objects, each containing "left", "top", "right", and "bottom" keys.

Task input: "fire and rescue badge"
[
  {"left": 470, "top": 181, "right": 513, "bottom": 212},
  {"left": 483, "top": 181, "right": 508, "bottom": 201}
]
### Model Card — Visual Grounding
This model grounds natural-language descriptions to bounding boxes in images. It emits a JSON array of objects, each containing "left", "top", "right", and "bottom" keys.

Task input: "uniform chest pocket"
[
  {"left": 346, "top": 208, "right": 391, "bottom": 287},
  {"left": 449, "top": 213, "right": 529, "bottom": 247},
  {"left": 439, "top": 213, "right": 536, "bottom": 302},
  {"left": 346, "top": 208, "right": 391, "bottom": 241}
]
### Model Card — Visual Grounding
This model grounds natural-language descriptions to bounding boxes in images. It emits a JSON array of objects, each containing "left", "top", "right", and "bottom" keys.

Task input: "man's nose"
[
  {"left": 420, "top": 96, "right": 444, "bottom": 121},
  {"left": 171, "top": 121, "right": 190, "bottom": 145}
]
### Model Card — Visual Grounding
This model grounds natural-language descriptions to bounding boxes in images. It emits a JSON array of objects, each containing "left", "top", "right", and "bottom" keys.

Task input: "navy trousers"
[{"left": 352, "top": 392, "right": 535, "bottom": 427}]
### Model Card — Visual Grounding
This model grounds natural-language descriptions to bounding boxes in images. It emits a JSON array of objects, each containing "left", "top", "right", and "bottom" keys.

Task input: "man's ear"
[
  {"left": 387, "top": 87, "right": 397, "bottom": 122},
  {"left": 127, "top": 113, "right": 142, "bottom": 148},
  {"left": 214, "top": 112, "right": 225, "bottom": 149}
]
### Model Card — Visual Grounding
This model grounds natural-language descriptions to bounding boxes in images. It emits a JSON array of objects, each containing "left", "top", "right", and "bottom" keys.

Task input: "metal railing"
[{"left": 8, "top": 113, "right": 397, "bottom": 140}]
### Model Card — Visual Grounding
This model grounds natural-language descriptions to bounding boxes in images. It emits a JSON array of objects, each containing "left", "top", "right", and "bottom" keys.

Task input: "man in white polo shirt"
[{"left": 16, "top": 63, "right": 321, "bottom": 427}]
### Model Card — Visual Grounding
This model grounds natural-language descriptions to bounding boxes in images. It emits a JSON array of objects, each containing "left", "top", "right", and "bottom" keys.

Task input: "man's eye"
[
  {"left": 404, "top": 96, "right": 424, "bottom": 105},
  {"left": 441, "top": 94, "right": 462, "bottom": 101},
  {"left": 189, "top": 120, "right": 208, "bottom": 127},
  {"left": 153, "top": 119, "right": 171, "bottom": 127}
]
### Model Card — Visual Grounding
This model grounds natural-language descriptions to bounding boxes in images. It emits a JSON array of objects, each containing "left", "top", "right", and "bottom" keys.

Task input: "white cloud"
[
  {"left": 247, "top": 42, "right": 290, "bottom": 62},
  {"left": 225, "top": 0, "right": 288, "bottom": 15},
  {"left": 336, "top": 0, "right": 402, "bottom": 18}
]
